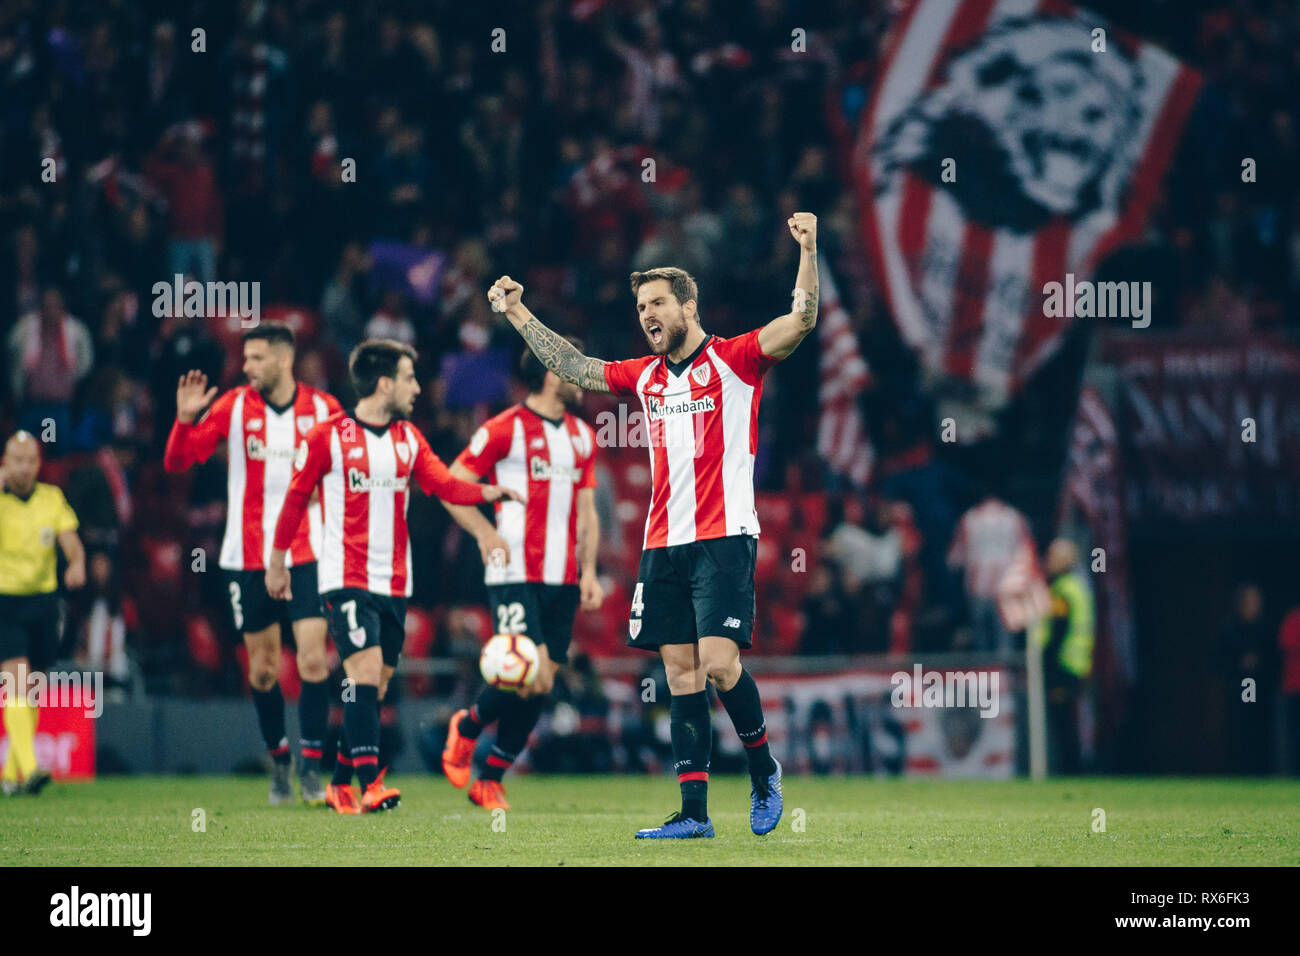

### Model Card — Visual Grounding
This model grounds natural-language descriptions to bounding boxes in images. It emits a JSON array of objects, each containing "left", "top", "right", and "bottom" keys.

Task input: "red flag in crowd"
[{"left": 816, "top": 255, "right": 874, "bottom": 487}]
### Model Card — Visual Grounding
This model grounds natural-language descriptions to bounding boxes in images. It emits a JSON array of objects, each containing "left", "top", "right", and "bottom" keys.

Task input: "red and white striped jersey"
[
  {"left": 455, "top": 403, "right": 597, "bottom": 586},
  {"left": 274, "top": 411, "right": 489, "bottom": 598},
  {"left": 604, "top": 329, "right": 778, "bottom": 549},
  {"left": 947, "top": 498, "right": 1036, "bottom": 600},
  {"left": 164, "top": 384, "right": 342, "bottom": 570}
]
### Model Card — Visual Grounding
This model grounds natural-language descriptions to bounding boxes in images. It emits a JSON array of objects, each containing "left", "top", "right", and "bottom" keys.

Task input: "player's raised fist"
[
  {"left": 487, "top": 275, "right": 524, "bottom": 314},
  {"left": 788, "top": 212, "right": 817, "bottom": 252},
  {"left": 176, "top": 370, "right": 218, "bottom": 424}
]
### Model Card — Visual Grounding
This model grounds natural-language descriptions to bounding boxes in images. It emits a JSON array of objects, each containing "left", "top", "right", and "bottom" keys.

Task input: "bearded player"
[
  {"left": 489, "top": 212, "right": 820, "bottom": 838},
  {"left": 267, "top": 339, "right": 523, "bottom": 813},
  {"left": 439, "top": 342, "right": 605, "bottom": 811},
  {"left": 164, "top": 322, "right": 341, "bottom": 805}
]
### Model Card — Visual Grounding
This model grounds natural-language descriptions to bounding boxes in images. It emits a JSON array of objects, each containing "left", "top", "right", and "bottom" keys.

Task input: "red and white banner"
[
  {"left": 725, "top": 669, "right": 1016, "bottom": 778},
  {"left": 855, "top": 0, "right": 1201, "bottom": 407},
  {"left": 816, "top": 255, "right": 874, "bottom": 486}
]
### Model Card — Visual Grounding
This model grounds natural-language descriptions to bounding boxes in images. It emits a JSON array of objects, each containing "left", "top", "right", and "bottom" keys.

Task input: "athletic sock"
[
  {"left": 670, "top": 690, "right": 711, "bottom": 822},
  {"left": 298, "top": 679, "right": 329, "bottom": 770},
  {"left": 2, "top": 700, "right": 38, "bottom": 780},
  {"left": 460, "top": 686, "right": 514, "bottom": 740},
  {"left": 480, "top": 695, "right": 543, "bottom": 783},
  {"left": 717, "top": 669, "right": 777, "bottom": 781},
  {"left": 345, "top": 684, "right": 381, "bottom": 789},
  {"left": 331, "top": 725, "right": 353, "bottom": 786},
  {"left": 251, "top": 683, "right": 290, "bottom": 763}
]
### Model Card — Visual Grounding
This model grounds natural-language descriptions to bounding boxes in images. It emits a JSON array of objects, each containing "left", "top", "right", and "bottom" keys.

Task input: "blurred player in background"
[
  {"left": 1, "top": 431, "right": 85, "bottom": 796},
  {"left": 267, "top": 339, "right": 522, "bottom": 814},
  {"left": 164, "top": 322, "right": 342, "bottom": 805},
  {"left": 440, "top": 341, "right": 605, "bottom": 811},
  {"left": 489, "top": 211, "right": 821, "bottom": 838}
]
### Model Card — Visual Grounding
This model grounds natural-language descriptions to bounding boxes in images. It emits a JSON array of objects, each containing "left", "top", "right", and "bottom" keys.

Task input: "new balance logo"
[
  {"left": 646, "top": 383, "right": 665, "bottom": 393},
  {"left": 723, "top": 617, "right": 741, "bottom": 629},
  {"left": 348, "top": 447, "right": 365, "bottom": 459}
]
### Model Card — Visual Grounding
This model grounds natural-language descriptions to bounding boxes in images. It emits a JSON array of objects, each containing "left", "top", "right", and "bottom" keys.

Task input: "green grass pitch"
[{"left": 4, "top": 775, "right": 1298, "bottom": 866}]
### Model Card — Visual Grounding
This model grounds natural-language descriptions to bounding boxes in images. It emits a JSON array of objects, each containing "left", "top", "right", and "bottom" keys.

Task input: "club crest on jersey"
[
  {"left": 690, "top": 364, "right": 711, "bottom": 387},
  {"left": 297, "top": 415, "right": 315, "bottom": 435},
  {"left": 394, "top": 442, "right": 411, "bottom": 464},
  {"left": 628, "top": 620, "right": 642, "bottom": 640}
]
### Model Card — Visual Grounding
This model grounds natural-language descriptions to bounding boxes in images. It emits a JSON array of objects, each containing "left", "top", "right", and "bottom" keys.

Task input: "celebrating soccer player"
[
  {"left": 266, "top": 339, "right": 523, "bottom": 814},
  {"left": 489, "top": 211, "right": 820, "bottom": 838},
  {"left": 163, "top": 322, "right": 342, "bottom": 806},
  {"left": 1, "top": 431, "right": 86, "bottom": 796},
  {"left": 439, "top": 342, "right": 605, "bottom": 811}
]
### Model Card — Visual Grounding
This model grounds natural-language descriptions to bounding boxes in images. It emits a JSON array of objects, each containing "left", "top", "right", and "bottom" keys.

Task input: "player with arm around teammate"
[{"left": 266, "top": 339, "right": 523, "bottom": 813}]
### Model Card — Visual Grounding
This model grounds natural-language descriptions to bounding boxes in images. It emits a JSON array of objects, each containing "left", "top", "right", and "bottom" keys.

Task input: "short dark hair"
[
  {"left": 241, "top": 321, "right": 295, "bottom": 349},
  {"left": 349, "top": 339, "right": 417, "bottom": 398},
  {"left": 629, "top": 267, "right": 698, "bottom": 309},
  {"left": 519, "top": 336, "right": 583, "bottom": 394}
]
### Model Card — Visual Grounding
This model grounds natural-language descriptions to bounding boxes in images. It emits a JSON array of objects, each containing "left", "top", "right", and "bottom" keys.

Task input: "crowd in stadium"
[{"left": 1, "top": 0, "right": 1298, "bottom": 714}]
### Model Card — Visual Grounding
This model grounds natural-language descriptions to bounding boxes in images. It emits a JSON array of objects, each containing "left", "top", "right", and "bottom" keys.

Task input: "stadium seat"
[{"left": 186, "top": 616, "right": 224, "bottom": 673}]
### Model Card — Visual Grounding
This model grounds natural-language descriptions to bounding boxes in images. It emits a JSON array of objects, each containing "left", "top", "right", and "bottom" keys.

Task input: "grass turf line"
[{"left": 3, "top": 775, "right": 1298, "bottom": 866}]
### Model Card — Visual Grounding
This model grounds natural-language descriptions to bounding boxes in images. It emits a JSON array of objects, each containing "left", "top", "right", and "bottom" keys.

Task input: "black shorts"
[
  {"left": 0, "top": 593, "right": 62, "bottom": 670},
  {"left": 627, "top": 534, "right": 757, "bottom": 652},
  {"left": 485, "top": 582, "right": 580, "bottom": 664},
  {"left": 224, "top": 564, "right": 323, "bottom": 636},
  {"left": 322, "top": 589, "right": 408, "bottom": 667}
]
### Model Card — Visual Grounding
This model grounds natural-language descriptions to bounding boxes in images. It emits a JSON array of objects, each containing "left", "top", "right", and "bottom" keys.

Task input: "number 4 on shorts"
[{"left": 630, "top": 582, "right": 645, "bottom": 617}]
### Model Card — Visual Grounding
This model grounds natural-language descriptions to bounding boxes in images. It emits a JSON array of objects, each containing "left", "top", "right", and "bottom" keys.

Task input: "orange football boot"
[
  {"left": 361, "top": 768, "right": 401, "bottom": 812},
  {"left": 468, "top": 779, "right": 510, "bottom": 811},
  {"left": 441, "top": 709, "right": 475, "bottom": 788},
  {"left": 325, "top": 783, "right": 361, "bottom": 815}
]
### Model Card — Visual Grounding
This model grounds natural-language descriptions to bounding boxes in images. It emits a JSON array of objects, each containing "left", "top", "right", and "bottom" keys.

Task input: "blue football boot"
[
  {"left": 750, "top": 758, "right": 783, "bottom": 835},
  {"left": 635, "top": 812, "right": 715, "bottom": 839}
]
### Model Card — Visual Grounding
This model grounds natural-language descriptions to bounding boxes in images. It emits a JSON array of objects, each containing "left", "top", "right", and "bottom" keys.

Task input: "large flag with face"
[{"left": 855, "top": 0, "right": 1202, "bottom": 408}]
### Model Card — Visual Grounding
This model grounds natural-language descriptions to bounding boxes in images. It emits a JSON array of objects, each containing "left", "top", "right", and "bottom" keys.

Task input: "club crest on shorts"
[
  {"left": 628, "top": 619, "right": 642, "bottom": 640},
  {"left": 691, "top": 364, "right": 710, "bottom": 387}
]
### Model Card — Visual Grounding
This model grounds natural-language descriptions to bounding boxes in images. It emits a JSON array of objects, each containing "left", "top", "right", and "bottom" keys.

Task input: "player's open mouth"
[{"left": 647, "top": 323, "right": 663, "bottom": 345}]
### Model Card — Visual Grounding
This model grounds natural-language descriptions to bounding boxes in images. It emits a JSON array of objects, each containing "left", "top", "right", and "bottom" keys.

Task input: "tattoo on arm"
[
  {"left": 797, "top": 264, "right": 820, "bottom": 331},
  {"left": 517, "top": 317, "right": 610, "bottom": 392}
]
